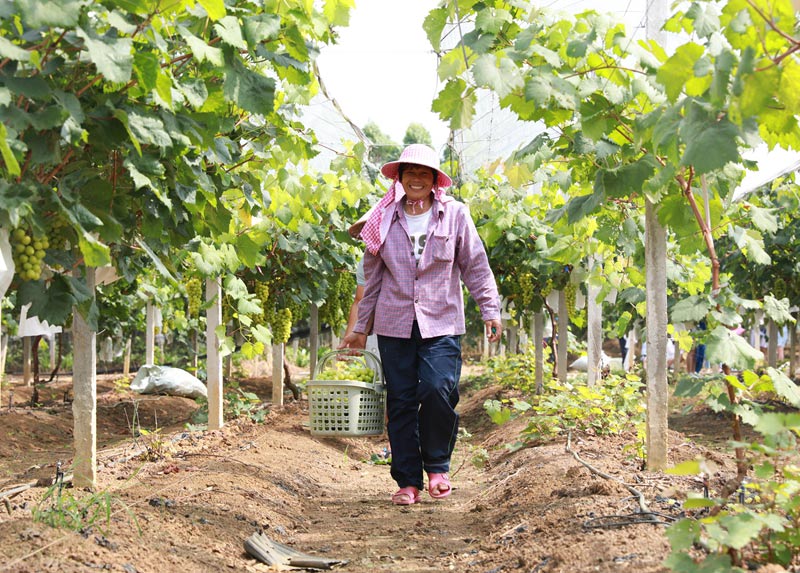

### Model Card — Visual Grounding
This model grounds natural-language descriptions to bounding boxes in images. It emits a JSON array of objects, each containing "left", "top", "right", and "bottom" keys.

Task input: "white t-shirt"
[{"left": 404, "top": 209, "right": 432, "bottom": 263}]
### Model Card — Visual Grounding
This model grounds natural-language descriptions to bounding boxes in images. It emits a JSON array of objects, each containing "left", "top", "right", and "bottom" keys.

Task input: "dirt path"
[{"left": 0, "top": 373, "right": 733, "bottom": 573}]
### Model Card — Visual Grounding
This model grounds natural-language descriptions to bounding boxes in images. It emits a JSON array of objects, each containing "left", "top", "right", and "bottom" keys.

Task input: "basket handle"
[{"left": 314, "top": 348, "right": 383, "bottom": 387}]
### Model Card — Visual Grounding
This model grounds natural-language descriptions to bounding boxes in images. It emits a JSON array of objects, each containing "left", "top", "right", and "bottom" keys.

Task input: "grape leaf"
[
  {"left": 17, "top": 0, "right": 81, "bottom": 28},
  {"left": 76, "top": 27, "right": 133, "bottom": 84},
  {"left": 472, "top": 53, "right": 523, "bottom": 99},
  {"left": 224, "top": 59, "right": 276, "bottom": 116},
  {"left": 705, "top": 325, "right": 762, "bottom": 369},
  {"left": 680, "top": 112, "right": 739, "bottom": 175},
  {"left": 432, "top": 79, "right": 475, "bottom": 130},
  {"left": 670, "top": 295, "right": 712, "bottom": 323},
  {"left": 214, "top": 16, "right": 247, "bottom": 50},
  {"left": 656, "top": 42, "right": 704, "bottom": 101},
  {"left": 198, "top": 0, "right": 226, "bottom": 20}
]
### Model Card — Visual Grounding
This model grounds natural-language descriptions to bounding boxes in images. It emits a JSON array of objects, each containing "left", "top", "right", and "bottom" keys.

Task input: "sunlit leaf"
[
  {"left": 75, "top": 27, "right": 133, "bottom": 83},
  {"left": 198, "top": 0, "right": 226, "bottom": 20}
]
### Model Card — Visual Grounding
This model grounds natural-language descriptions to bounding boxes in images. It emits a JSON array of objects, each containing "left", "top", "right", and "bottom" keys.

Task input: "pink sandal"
[
  {"left": 427, "top": 473, "right": 451, "bottom": 499},
  {"left": 391, "top": 486, "right": 421, "bottom": 505}
]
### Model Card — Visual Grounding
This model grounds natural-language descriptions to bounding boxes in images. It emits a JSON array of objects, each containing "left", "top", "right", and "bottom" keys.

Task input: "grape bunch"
[
  {"left": 517, "top": 272, "right": 534, "bottom": 308},
  {"left": 11, "top": 227, "right": 48, "bottom": 281},
  {"left": 46, "top": 214, "right": 70, "bottom": 250},
  {"left": 564, "top": 283, "right": 577, "bottom": 320},
  {"left": 253, "top": 281, "right": 271, "bottom": 327},
  {"left": 318, "top": 361, "right": 373, "bottom": 382},
  {"left": 185, "top": 277, "right": 202, "bottom": 318},
  {"left": 270, "top": 307, "right": 292, "bottom": 344},
  {"left": 320, "top": 271, "right": 356, "bottom": 333},
  {"left": 541, "top": 278, "right": 554, "bottom": 299}
]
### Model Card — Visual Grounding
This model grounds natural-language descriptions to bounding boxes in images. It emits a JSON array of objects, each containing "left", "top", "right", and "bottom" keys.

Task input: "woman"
[{"left": 342, "top": 144, "right": 502, "bottom": 505}]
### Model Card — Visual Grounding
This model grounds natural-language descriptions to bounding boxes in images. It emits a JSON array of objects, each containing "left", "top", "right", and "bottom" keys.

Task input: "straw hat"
[
  {"left": 380, "top": 144, "right": 452, "bottom": 188},
  {"left": 348, "top": 145, "right": 452, "bottom": 240}
]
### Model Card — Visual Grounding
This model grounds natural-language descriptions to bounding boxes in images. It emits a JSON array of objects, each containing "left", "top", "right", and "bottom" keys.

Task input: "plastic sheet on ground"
[
  {"left": 130, "top": 364, "right": 207, "bottom": 399},
  {"left": 569, "top": 352, "right": 611, "bottom": 372}
]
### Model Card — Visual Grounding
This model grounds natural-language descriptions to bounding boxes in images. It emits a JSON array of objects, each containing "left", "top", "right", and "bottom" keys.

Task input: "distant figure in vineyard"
[{"left": 342, "top": 144, "right": 502, "bottom": 506}]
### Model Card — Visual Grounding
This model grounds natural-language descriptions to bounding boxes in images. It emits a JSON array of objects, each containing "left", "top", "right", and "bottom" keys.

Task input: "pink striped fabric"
[{"left": 361, "top": 181, "right": 450, "bottom": 255}]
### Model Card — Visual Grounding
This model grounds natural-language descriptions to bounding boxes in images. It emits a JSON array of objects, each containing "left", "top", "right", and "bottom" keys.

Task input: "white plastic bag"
[{"left": 130, "top": 364, "right": 207, "bottom": 399}]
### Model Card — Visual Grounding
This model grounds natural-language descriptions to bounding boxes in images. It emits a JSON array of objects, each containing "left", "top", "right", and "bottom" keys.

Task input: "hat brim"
[
  {"left": 381, "top": 161, "right": 453, "bottom": 188},
  {"left": 348, "top": 203, "right": 378, "bottom": 239}
]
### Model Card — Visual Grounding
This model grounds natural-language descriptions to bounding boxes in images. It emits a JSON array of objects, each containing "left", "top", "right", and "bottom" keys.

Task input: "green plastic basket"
[{"left": 307, "top": 349, "right": 385, "bottom": 437}]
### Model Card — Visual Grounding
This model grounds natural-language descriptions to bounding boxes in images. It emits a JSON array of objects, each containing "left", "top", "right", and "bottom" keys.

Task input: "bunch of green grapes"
[
  {"left": 46, "top": 214, "right": 70, "bottom": 250},
  {"left": 564, "top": 282, "right": 577, "bottom": 320},
  {"left": 541, "top": 278, "right": 554, "bottom": 299},
  {"left": 11, "top": 227, "right": 48, "bottom": 281},
  {"left": 253, "top": 280, "right": 271, "bottom": 327},
  {"left": 320, "top": 271, "right": 355, "bottom": 332},
  {"left": 518, "top": 272, "right": 534, "bottom": 308},
  {"left": 270, "top": 307, "right": 292, "bottom": 344},
  {"left": 318, "top": 361, "right": 373, "bottom": 382},
  {"left": 222, "top": 294, "right": 235, "bottom": 326},
  {"left": 185, "top": 277, "right": 202, "bottom": 318}
]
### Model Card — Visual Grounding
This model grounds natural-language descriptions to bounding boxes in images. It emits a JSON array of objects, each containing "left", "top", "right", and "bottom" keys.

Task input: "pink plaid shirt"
[{"left": 354, "top": 198, "right": 501, "bottom": 339}]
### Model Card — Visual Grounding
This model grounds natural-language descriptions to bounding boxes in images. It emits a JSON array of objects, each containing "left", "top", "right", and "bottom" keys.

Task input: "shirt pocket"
[{"left": 432, "top": 234, "right": 455, "bottom": 262}]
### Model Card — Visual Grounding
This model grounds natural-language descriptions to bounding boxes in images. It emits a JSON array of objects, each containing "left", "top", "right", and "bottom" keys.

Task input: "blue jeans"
[
  {"left": 378, "top": 322, "right": 462, "bottom": 490},
  {"left": 694, "top": 344, "right": 706, "bottom": 373}
]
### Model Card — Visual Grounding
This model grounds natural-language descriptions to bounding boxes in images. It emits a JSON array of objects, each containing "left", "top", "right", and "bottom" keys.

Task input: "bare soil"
[{"left": 0, "top": 364, "right": 747, "bottom": 573}]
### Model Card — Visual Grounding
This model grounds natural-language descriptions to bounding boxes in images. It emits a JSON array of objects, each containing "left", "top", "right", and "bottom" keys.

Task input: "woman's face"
[{"left": 400, "top": 164, "right": 436, "bottom": 202}]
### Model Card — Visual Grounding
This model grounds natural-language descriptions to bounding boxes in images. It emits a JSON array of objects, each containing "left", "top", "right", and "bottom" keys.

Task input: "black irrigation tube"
[{"left": 565, "top": 431, "right": 677, "bottom": 529}]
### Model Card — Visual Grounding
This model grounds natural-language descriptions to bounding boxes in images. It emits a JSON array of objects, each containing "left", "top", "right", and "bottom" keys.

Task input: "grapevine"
[{"left": 10, "top": 226, "right": 48, "bottom": 282}]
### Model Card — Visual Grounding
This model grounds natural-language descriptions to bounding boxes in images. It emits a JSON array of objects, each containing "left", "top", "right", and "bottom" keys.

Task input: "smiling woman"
[{"left": 341, "top": 143, "right": 502, "bottom": 506}]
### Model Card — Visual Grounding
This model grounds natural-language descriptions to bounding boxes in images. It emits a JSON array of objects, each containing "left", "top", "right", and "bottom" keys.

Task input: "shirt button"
[
  {"left": 415, "top": 299, "right": 419, "bottom": 303},
  {"left": 415, "top": 276, "right": 419, "bottom": 280}
]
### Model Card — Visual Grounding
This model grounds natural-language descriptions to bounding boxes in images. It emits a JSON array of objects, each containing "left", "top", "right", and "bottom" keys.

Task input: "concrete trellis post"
[
  {"left": 507, "top": 324, "right": 518, "bottom": 355},
  {"left": 145, "top": 302, "right": 155, "bottom": 365},
  {"left": 0, "top": 332, "right": 6, "bottom": 408},
  {"left": 768, "top": 319, "right": 778, "bottom": 368},
  {"left": 557, "top": 290, "right": 568, "bottom": 383},
  {"left": 644, "top": 0, "right": 670, "bottom": 473},
  {"left": 645, "top": 199, "right": 669, "bottom": 471},
  {"left": 586, "top": 258, "right": 603, "bottom": 387},
  {"left": 22, "top": 337, "right": 31, "bottom": 386},
  {"left": 123, "top": 338, "right": 132, "bottom": 377},
  {"left": 206, "top": 278, "right": 223, "bottom": 430},
  {"left": 309, "top": 304, "right": 319, "bottom": 378},
  {"left": 790, "top": 313, "right": 797, "bottom": 378},
  {"left": 534, "top": 311, "right": 544, "bottom": 394},
  {"left": 72, "top": 267, "right": 97, "bottom": 488},
  {"left": 0, "top": 229, "right": 12, "bottom": 405},
  {"left": 272, "top": 343, "right": 284, "bottom": 406}
]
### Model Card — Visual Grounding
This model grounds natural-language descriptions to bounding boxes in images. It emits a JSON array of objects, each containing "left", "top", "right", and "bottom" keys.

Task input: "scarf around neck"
[{"left": 360, "top": 181, "right": 452, "bottom": 255}]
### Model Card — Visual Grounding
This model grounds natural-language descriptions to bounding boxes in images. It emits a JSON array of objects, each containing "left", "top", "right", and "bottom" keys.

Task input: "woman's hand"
[
  {"left": 485, "top": 319, "right": 502, "bottom": 343},
  {"left": 339, "top": 331, "right": 367, "bottom": 350}
]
